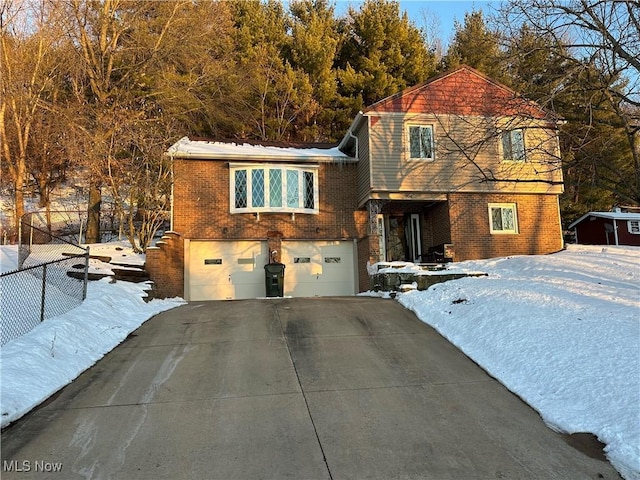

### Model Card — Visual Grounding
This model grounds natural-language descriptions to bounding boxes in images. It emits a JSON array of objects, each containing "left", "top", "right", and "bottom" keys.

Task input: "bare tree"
[
  {"left": 498, "top": 0, "right": 640, "bottom": 207},
  {"left": 0, "top": 0, "right": 66, "bottom": 236},
  {"left": 62, "top": 0, "right": 193, "bottom": 244}
]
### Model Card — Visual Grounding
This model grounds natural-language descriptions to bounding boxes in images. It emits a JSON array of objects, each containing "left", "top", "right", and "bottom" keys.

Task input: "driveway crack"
[{"left": 274, "top": 305, "right": 334, "bottom": 480}]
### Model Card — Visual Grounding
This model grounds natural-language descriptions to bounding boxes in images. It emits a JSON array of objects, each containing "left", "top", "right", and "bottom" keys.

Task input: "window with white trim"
[
  {"left": 629, "top": 220, "right": 640, "bottom": 234},
  {"left": 488, "top": 203, "right": 518, "bottom": 234},
  {"left": 230, "top": 164, "right": 318, "bottom": 214},
  {"left": 501, "top": 129, "right": 526, "bottom": 162},
  {"left": 407, "top": 125, "right": 434, "bottom": 160}
]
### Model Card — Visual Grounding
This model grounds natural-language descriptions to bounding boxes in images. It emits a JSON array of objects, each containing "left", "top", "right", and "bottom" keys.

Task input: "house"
[
  {"left": 146, "top": 66, "right": 565, "bottom": 300},
  {"left": 568, "top": 211, "right": 640, "bottom": 246}
]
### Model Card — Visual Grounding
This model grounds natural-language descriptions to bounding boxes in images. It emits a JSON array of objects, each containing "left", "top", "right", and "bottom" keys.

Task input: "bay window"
[{"left": 231, "top": 164, "right": 318, "bottom": 214}]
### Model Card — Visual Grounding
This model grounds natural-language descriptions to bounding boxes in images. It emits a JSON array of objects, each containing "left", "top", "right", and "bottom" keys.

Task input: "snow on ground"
[
  {"left": 1, "top": 243, "right": 638, "bottom": 478},
  {"left": 397, "top": 245, "right": 640, "bottom": 480},
  {"left": 0, "top": 243, "right": 185, "bottom": 429}
]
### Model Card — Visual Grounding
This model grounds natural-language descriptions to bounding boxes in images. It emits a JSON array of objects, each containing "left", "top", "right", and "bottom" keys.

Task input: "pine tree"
[
  {"left": 336, "top": 0, "right": 436, "bottom": 110},
  {"left": 441, "top": 10, "right": 504, "bottom": 81}
]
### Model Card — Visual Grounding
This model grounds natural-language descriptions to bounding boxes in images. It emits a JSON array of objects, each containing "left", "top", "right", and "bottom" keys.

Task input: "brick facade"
[
  {"left": 172, "top": 160, "right": 367, "bottom": 242},
  {"left": 145, "top": 232, "right": 184, "bottom": 298},
  {"left": 448, "top": 192, "right": 563, "bottom": 261},
  {"left": 148, "top": 159, "right": 369, "bottom": 297}
]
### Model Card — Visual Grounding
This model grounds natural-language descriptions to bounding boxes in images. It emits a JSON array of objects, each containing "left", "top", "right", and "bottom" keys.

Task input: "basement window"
[{"left": 230, "top": 164, "right": 319, "bottom": 214}]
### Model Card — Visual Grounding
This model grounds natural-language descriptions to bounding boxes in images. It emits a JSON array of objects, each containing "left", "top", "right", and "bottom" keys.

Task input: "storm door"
[{"left": 406, "top": 213, "right": 422, "bottom": 263}]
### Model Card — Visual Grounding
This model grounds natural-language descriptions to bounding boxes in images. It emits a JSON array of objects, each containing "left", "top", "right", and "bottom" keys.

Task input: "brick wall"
[
  {"left": 149, "top": 159, "right": 370, "bottom": 295},
  {"left": 448, "top": 192, "right": 563, "bottom": 260},
  {"left": 145, "top": 232, "right": 184, "bottom": 298},
  {"left": 172, "top": 160, "right": 368, "bottom": 242},
  {"left": 357, "top": 235, "right": 380, "bottom": 292},
  {"left": 421, "top": 201, "right": 451, "bottom": 254}
]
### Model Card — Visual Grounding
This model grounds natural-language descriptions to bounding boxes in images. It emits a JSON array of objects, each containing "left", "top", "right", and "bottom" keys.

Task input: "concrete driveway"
[{"left": 1, "top": 297, "right": 619, "bottom": 479}]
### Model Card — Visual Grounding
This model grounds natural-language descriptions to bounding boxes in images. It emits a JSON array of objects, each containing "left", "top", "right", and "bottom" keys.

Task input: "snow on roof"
[
  {"left": 166, "top": 136, "right": 356, "bottom": 163},
  {"left": 568, "top": 211, "right": 640, "bottom": 229}
]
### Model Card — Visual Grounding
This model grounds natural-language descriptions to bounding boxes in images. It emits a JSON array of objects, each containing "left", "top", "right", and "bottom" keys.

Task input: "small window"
[
  {"left": 324, "top": 257, "right": 341, "bottom": 263},
  {"left": 235, "top": 170, "right": 247, "bottom": 208},
  {"left": 303, "top": 171, "right": 314, "bottom": 209},
  {"left": 488, "top": 204, "right": 518, "bottom": 234},
  {"left": 408, "top": 125, "right": 434, "bottom": 160},
  {"left": 501, "top": 129, "right": 525, "bottom": 162},
  {"left": 204, "top": 259, "right": 223, "bottom": 265},
  {"left": 294, "top": 257, "right": 311, "bottom": 263},
  {"left": 629, "top": 220, "right": 640, "bottom": 234}
]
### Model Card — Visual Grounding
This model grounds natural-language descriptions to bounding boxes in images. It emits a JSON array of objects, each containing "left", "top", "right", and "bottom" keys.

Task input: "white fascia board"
[
  {"left": 338, "top": 112, "right": 365, "bottom": 150},
  {"left": 567, "top": 211, "right": 640, "bottom": 230}
]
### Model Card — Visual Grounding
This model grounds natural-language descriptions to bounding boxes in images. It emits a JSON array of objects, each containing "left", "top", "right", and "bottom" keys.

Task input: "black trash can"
[{"left": 264, "top": 263, "right": 285, "bottom": 297}]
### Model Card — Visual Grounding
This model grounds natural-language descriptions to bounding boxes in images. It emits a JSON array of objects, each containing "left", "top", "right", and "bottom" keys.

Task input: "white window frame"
[
  {"left": 229, "top": 163, "right": 319, "bottom": 214},
  {"left": 628, "top": 220, "right": 640, "bottom": 234},
  {"left": 488, "top": 203, "right": 519, "bottom": 234},
  {"left": 500, "top": 129, "right": 526, "bottom": 162},
  {"left": 406, "top": 124, "right": 435, "bottom": 161}
]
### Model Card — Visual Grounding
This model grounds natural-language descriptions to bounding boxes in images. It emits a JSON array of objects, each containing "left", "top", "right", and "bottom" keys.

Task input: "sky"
[{"left": 334, "top": 0, "right": 498, "bottom": 49}]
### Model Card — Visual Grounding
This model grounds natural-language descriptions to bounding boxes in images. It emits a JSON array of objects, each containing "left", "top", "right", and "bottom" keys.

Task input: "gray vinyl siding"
[{"left": 367, "top": 113, "right": 563, "bottom": 195}]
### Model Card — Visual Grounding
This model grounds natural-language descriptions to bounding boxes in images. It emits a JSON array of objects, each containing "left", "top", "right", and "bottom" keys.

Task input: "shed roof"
[
  {"left": 166, "top": 136, "right": 356, "bottom": 163},
  {"left": 568, "top": 211, "right": 640, "bottom": 230}
]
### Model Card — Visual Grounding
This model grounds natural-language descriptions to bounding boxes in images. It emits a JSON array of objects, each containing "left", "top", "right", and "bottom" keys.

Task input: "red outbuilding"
[{"left": 568, "top": 211, "right": 640, "bottom": 246}]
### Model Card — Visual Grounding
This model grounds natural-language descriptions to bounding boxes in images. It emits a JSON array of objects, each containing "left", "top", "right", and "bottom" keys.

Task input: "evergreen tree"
[
  {"left": 442, "top": 10, "right": 504, "bottom": 81},
  {"left": 288, "top": 0, "right": 340, "bottom": 141},
  {"left": 336, "top": 0, "right": 436, "bottom": 111},
  {"left": 230, "top": 0, "right": 317, "bottom": 141}
]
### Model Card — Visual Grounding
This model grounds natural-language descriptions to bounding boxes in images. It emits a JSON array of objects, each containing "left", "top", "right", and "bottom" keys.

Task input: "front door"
[{"left": 383, "top": 214, "right": 422, "bottom": 263}]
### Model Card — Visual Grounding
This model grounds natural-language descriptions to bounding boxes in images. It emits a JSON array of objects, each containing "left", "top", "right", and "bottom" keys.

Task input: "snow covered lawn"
[
  {"left": 0, "top": 243, "right": 185, "bottom": 430},
  {"left": 397, "top": 245, "right": 639, "bottom": 480}
]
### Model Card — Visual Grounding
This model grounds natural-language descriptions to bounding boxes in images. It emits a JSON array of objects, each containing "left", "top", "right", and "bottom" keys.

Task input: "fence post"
[
  {"left": 40, "top": 264, "right": 47, "bottom": 322},
  {"left": 83, "top": 246, "right": 90, "bottom": 300}
]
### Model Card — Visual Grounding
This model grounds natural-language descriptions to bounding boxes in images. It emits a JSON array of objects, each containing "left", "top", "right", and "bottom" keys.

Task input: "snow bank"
[
  {"left": 1, "top": 242, "right": 184, "bottom": 428},
  {"left": 398, "top": 245, "right": 640, "bottom": 479}
]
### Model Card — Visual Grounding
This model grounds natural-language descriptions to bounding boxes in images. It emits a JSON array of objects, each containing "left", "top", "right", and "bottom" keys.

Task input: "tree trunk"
[{"left": 86, "top": 184, "right": 101, "bottom": 243}]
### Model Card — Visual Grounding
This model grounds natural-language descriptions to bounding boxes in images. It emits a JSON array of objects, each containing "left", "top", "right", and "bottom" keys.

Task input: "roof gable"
[{"left": 366, "top": 65, "right": 551, "bottom": 120}]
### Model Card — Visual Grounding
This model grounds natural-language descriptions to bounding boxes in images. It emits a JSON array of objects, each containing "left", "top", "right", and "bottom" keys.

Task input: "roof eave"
[{"left": 165, "top": 151, "right": 356, "bottom": 163}]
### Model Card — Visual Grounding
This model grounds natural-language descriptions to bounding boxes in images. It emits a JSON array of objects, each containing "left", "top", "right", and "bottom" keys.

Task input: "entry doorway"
[{"left": 382, "top": 214, "right": 422, "bottom": 262}]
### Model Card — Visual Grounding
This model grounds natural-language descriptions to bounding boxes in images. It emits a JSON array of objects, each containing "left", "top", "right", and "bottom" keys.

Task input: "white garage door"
[
  {"left": 187, "top": 241, "right": 268, "bottom": 301},
  {"left": 281, "top": 240, "right": 355, "bottom": 297}
]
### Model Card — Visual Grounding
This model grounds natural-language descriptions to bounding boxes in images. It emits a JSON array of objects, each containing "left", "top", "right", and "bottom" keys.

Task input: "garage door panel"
[
  {"left": 188, "top": 241, "right": 268, "bottom": 301},
  {"left": 282, "top": 241, "right": 355, "bottom": 297}
]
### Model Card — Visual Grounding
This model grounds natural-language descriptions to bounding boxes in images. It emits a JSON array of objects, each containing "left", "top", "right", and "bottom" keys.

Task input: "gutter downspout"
[{"left": 348, "top": 130, "right": 359, "bottom": 158}]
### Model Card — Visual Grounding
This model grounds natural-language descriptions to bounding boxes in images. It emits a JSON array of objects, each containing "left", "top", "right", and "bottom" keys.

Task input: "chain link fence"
[{"left": 0, "top": 217, "right": 89, "bottom": 346}]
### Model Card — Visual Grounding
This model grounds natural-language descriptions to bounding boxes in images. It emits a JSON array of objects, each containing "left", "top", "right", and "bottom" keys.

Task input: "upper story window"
[
  {"left": 488, "top": 203, "right": 519, "bottom": 234},
  {"left": 407, "top": 125, "right": 434, "bottom": 160},
  {"left": 230, "top": 164, "right": 318, "bottom": 214},
  {"left": 501, "top": 129, "right": 526, "bottom": 162}
]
